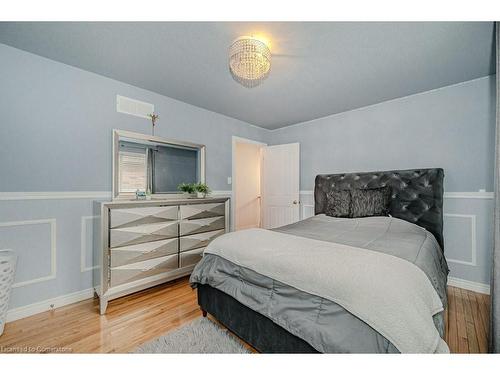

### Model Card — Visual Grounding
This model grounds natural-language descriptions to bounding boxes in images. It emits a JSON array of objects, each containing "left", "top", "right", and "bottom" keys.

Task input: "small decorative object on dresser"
[
  {"left": 93, "top": 197, "right": 229, "bottom": 314},
  {"left": 0, "top": 250, "right": 17, "bottom": 336},
  {"left": 178, "top": 182, "right": 196, "bottom": 198},
  {"left": 195, "top": 183, "right": 211, "bottom": 198}
]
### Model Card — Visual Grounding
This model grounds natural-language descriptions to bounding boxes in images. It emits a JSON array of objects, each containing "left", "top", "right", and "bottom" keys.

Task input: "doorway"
[
  {"left": 232, "top": 136, "right": 266, "bottom": 231},
  {"left": 232, "top": 137, "right": 301, "bottom": 231}
]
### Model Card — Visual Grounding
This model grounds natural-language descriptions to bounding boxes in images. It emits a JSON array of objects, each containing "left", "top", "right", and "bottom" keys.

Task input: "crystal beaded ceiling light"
[{"left": 229, "top": 36, "right": 271, "bottom": 88}]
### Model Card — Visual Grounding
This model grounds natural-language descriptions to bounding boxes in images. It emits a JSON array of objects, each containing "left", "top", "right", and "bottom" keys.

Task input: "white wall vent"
[{"left": 116, "top": 95, "right": 154, "bottom": 119}]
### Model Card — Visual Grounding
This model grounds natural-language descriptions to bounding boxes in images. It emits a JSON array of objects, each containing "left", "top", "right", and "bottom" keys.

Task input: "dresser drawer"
[
  {"left": 179, "top": 216, "right": 225, "bottom": 236},
  {"left": 110, "top": 221, "right": 178, "bottom": 248},
  {"left": 180, "top": 248, "right": 204, "bottom": 268},
  {"left": 180, "top": 202, "right": 226, "bottom": 220},
  {"left": 180, "top": 229, "right": 224, "bottom": 252},
  {"left": 110, "top": 254, "right": 179, "bottom": 288},
  {"left": 110, "top": 238, "right": 178, "bottom": 267},
  {"left": 110, "top": 206, "right": 178, "bottom": 229}
]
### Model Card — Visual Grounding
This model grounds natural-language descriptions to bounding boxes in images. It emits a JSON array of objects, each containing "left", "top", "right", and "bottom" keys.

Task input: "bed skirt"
[{"left": 196, "top": 283, "right": 318, "bottom": 353}]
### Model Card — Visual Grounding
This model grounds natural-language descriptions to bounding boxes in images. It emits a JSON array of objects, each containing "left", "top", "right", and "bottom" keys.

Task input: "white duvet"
[{"left": 205, "top": 228, "right": 449, "bottom": 353}]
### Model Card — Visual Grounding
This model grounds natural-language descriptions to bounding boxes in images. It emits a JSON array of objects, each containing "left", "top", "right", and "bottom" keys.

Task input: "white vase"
[
  {"left": 0, "top": 250, "right": 17, "bottom": 336},
  {"left": 196, "top": 192, "right": 206, "bottom": 199}
]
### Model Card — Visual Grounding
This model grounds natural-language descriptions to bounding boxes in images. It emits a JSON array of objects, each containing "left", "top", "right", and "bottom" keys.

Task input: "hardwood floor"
[
  {"left": 0, "top": 279, "right": 490, "bottom": 353},
  {"left": 445, "top": 286, "right": 490, "bottom": 353},
  {"left": 0, "top": 277, "right": 200, "bottom": 353}
]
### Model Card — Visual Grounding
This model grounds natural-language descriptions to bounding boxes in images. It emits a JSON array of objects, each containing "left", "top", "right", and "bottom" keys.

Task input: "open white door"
[{"left": 261, "top": 143, "right": 300, "bottom": 229}]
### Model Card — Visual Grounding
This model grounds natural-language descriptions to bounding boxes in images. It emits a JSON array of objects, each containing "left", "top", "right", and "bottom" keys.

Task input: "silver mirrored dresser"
[{"left": 93, "top": 197, "right": 230, "bottom": 314}]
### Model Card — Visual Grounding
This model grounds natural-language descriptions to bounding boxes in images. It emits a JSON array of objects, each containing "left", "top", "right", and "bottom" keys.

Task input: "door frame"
[{"left": 231, "top": 136, "right": 267, "bottom": 231}]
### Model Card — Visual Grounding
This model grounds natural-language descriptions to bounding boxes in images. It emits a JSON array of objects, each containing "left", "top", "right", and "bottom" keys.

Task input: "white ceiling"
[{"left": 0, "top": 22, "right": 495, "bottom": 129}]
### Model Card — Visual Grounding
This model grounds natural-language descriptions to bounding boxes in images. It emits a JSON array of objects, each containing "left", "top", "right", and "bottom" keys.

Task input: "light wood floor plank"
[
  {"left": 0, "top": 278, "right": 491, "bottom": 353},
  {"left": 453, "top": 287, "right": 470, "bottom": 353},
  {"left": 466, "top": 290, "right": 487, "bottom": 353},
  {"left": 447, "top": 286, "right": 458, "bottom": 352},
  {"left": 461, "top": 288, "right": 479, "bottom": 353}
]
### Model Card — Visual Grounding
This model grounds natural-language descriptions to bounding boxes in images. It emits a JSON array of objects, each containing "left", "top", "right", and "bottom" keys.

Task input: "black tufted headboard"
[{"left": 314, "top": 168, "right": 444, "bottom": 250}]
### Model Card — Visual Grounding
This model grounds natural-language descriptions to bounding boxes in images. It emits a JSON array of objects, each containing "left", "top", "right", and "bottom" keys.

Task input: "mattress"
[{"left": 190, "top": 215, "right": 449, "bottom": 353}]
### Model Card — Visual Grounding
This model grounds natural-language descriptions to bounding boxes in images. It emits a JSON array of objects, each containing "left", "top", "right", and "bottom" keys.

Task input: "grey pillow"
[
  {"left": 351, "top": 187, "right": 391, "bottom": 218},
  {"left": 325, "top": 189, "right": 351, "bottom": 218}
]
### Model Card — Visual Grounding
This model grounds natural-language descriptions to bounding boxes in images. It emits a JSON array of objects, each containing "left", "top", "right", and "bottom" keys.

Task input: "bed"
[{"left": 190, "top": 168, "right": 449, "bottom": 353}]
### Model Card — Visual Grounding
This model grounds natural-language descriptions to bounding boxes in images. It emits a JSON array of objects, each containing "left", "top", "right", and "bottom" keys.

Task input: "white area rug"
[{"left": 134, "top": 318, "right": 251, "bottom": 353}]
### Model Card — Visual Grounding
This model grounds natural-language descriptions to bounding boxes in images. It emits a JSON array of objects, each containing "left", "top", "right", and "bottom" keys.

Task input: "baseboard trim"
[
  {"left": 6, "top": 288, "right": 94, "bottom": 323},
  {"left": 448, "top": 277, "right": 490, "bottom": 295}
]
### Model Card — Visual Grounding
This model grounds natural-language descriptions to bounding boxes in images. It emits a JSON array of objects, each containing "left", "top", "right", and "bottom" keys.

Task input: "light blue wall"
[
  {"left": 269, "top": 76, "right": 496, "bottom": 192},
  {"left": 269, "top": 77, "right": 496, "bottom": 288},
  {"left": 0, "top": 43, "right": 267, "bottom": 192}
]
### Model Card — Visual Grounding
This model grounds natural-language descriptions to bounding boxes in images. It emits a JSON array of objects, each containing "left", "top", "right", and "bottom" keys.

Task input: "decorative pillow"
[
  {"left": 351, "top": 187, "right": 391, "bottom": 218},
  {"left": 325, "top": 189, "right": 351, "bottom": 218}
]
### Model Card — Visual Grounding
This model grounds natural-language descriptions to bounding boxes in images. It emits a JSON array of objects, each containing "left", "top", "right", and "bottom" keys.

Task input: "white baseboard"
[
  {"left": 448, "top": 277, "right": 490, "bottom": 295},
  {"left": 6, "top": 288, "right": 94, "bottom": 323}
]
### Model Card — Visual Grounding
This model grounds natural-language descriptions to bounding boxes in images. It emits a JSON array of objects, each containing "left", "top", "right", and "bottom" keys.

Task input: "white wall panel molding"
[
  {"left": 0, "top": 191, "right": 112, "bottom": 201},
  {"left": 299, "top": 190, "right": 494, "bottom": 199},
  {"left": 444, "top": 213, "right": 477, "bottom": 266},
  {"left": 0, "top": 218, "right": 57, "bottom": 287},
  {"left": 80, "top": 215, "right": 99, "bottom": 273},
  {"left": 0, "top": 190, "right": 233, "bottom": 201},
  {"left": 0, "top": 190, "right": 487, "bottom": 201},
  {"left": 448, "top": 277, "right": 490, "bottom": 295},
  {"left": 6, "top": 287, "right": 94, "bottom": 323},
  {"left": 444, "top": 192, "right": 494, "bottom": 199},
  {"left": 0, "top": 191, "right": 231, "bottom": 201}
]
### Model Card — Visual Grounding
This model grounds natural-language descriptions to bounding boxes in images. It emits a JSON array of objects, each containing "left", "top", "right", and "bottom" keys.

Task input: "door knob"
[{"left": 293, "top": 200, "right": 298, "bottom": 205}]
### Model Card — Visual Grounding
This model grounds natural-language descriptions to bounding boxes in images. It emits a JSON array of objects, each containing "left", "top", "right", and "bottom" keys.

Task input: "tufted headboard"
[{"left": 314, "top": 168, "right": 444, "bottom": 250}]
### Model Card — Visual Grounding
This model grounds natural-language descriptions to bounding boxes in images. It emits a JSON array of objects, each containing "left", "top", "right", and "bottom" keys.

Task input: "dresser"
[{"left": 93, "top": 197, "right": 230, "bottom": 314}]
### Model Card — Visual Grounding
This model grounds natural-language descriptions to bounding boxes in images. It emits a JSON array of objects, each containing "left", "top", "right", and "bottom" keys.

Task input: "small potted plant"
[
  {"left": 194, "top": 182, "right": 211, "bottom": 198},
  {"left": 177, "top": 182, "right": 196, "bottom": 198}
]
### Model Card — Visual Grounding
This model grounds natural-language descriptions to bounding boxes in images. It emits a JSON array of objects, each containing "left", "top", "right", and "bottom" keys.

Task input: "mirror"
[{"left": 113, "top": 130, "right": 205, "bottom": 199}]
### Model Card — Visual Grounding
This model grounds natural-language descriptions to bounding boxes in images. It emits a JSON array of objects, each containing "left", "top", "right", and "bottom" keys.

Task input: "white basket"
[{"left": 0, "top": 250, "right": 17, "bottom": 336}]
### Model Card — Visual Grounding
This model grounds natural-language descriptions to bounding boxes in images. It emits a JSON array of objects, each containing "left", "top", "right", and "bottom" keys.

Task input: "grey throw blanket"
[{"left": 191, "top": 215, "right": 449, "bottom": 353}]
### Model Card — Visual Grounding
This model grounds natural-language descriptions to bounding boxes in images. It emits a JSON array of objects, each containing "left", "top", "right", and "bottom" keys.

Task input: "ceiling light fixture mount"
[{"left": 229, "top": 36, "right": 271, "bottom": 88}]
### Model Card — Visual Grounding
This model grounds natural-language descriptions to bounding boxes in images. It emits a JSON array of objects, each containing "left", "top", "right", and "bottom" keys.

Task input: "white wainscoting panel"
[
  {"left": 80, "top": 215, "right": 99, "bottom": 273},
  {"left": 0, "top": 218, "right": 57, "bottom": 288},
  {"left": 443, "top": 214, "right": 477, "bottom": 266}
]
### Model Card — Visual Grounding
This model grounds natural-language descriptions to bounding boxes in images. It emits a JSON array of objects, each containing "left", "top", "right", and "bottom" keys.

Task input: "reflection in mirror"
[
  {"left": 118, "top": 141, "right": 147, "bottom": 193},
  {"left": 114, "top": 130, "right": 205, "bottom": 199},
  {"left": 152, "top": 144, "right": 199, "bottom": 193}
]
